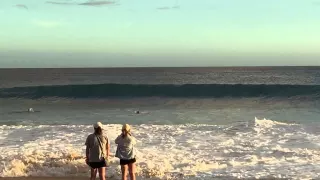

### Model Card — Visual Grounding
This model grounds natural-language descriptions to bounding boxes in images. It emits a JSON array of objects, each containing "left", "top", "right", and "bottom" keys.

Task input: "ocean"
[{"left": 0, "top": 67, "right": 320, "bottom": 179}]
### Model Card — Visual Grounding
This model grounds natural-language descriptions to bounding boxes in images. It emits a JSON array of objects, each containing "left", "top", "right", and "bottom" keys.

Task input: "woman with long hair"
[
  {"left": 85, "top": 122, "right": 110, "bottom": 180},
  {"left": 115, "top": 124, "right": 137, "bottom": 180}
]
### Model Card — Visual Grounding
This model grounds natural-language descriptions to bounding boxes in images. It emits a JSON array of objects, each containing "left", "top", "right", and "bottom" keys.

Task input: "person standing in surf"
[
  {"left": 85, "top": 122, "right": 110, "bottom": 180},
  {"left": 115, "top": 124, "right": 137, "bottom": 180}
]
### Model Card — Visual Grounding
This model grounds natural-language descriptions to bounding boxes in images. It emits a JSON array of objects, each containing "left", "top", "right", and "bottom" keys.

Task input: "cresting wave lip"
[{"left": 0, "top": 83, "right": 319, "bottom": 99}]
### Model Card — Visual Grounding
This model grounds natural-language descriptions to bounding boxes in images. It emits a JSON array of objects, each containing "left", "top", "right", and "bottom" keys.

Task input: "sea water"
[{"left": 0, "top": 67, "right": 320, "bottom": 179}]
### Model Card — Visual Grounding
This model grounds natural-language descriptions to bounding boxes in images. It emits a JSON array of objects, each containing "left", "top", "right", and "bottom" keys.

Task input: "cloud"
[
  {"left": 79, "top": 1, "right": 116, "bottom": 6},
  {"left": 157, "top": 7, "right": 170, "bottom": 10},
  {"left": 33, "top": 20, "right": 63, "bottom": 28},
  {"left": 157, "top": 0, "right": 180, "bottom": 10},
  {"left": 15, "top": 4, "right": 28, "bottom": 10},
  {"left": 46, "top": 1, "right": 75, "bottom": 5},
  {"left": 156, "top": 5, "right": 180, "bottom": 10},
  {"left": 47, "top": 0, "right": 117, "bottom": 6}
]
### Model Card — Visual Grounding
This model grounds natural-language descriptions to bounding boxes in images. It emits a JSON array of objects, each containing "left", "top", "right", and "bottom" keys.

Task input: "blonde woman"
[
  {"left": 115, "top": 124, "right": 137, "bottom": 180},
  {"left": 85, "top": 122, "right": 110, "bottom": 180}
]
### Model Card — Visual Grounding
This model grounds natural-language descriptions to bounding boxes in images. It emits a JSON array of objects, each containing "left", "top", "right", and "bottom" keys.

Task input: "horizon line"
[{"left": 1, "top": 65, "right": 320, "bottom": 70}]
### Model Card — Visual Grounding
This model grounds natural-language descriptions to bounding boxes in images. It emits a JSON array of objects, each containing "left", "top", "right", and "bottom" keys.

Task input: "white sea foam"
[{"left": 1, "top": 118, "right": 320, "bottom": 179}]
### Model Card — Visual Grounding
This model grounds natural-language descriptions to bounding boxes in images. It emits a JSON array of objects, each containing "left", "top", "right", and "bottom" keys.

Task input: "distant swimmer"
[
  {"left": 28, "top": 108, "right": 34, "bottom": 112},
  {"left": 133, "top": 110, "right": 150, "bottom": 114}
]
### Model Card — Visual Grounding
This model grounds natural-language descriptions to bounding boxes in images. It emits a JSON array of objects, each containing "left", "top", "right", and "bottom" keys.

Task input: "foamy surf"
[
  {"left": 253, "top": 117, "right": 297, "bottom": 134},
  {"left": 1, "top": 118, "right": 320, "bottom": 179}
]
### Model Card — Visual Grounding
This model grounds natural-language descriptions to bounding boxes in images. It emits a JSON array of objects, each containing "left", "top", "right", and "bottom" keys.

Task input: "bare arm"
[
  {"left": 105, "top": 138, "right": 110, "bottom": 158},
  {"left": 106, "top": 142, "right": 110, "bottom": 158}
]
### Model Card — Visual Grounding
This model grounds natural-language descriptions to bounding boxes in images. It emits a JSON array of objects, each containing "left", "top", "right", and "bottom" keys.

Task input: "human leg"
[
  {"left": 98, "top": 167, "right": 106, "bottom": 180},
  {"left": 121, "top": 164, "right": 128, "bottom": 180},
  {"left": 90, "top": 168, "right": 97, "bottom": 180},
  {"left": 128, "top": 163, "right": 136, "bottom": 180}
]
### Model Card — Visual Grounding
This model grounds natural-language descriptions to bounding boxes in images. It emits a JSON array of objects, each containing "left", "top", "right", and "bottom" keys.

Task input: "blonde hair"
[{"left": 122, "top": 124, "right": 131, "bottom": 137}]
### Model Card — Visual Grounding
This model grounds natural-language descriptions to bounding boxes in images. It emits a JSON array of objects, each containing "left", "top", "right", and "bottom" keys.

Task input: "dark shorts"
[
  {"left": 89, "top": 161, "right": 106, "bottom": 169},
  {"left": 120, "top": 158, "right": 136, "bottom": 165}
]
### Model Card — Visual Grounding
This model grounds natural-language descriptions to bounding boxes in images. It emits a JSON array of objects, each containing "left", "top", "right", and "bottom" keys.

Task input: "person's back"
[
  {"left": 85, "top": 122, "right": 110, "bottom": 180},
  {"left": 115, "top": 124, "right": 137, "bottom": 180},
  {"left": 115, "top": 133, "right": 136, "bottom": 160},
  {"left": 86, "top": 133, "right": 108, "bottom": 162}
]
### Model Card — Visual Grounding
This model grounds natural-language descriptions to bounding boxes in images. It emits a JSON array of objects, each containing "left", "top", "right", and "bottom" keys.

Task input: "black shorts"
[
  {"left": 89, "top": 161, "right": 106, "bottom": 169},
  {"left": 120, "top": 158, "right": 136, "bottom": 165}
]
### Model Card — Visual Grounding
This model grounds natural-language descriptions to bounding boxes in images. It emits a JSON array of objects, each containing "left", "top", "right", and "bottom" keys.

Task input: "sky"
[{"left": 0, "top": 0, "right": 320, "bottom": 67}]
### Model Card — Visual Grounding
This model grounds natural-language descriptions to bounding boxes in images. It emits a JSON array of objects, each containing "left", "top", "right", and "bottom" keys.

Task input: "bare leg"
[
  {"left": 90, "top": 168, "right": 97, "bottom": 180},
  {"left": 121, "top": 165, "right": 128, "bottom": 180},
  {"left": 98, "top": 167, "right": 106, "bottom": 180},
  {"left": 128, "top": 163, "right": 136, "bottom": 180}
]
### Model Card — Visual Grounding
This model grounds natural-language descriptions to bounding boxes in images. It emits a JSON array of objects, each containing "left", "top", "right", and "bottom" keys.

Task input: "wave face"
[{"left": 1, "top": 83, "right": 320, "bottom": 99}]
